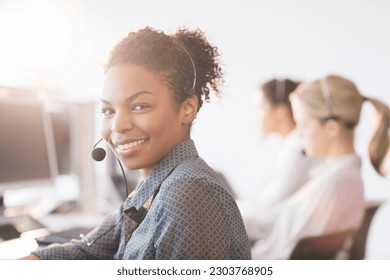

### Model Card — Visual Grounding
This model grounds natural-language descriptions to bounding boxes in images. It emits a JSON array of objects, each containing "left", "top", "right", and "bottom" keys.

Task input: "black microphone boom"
[
  {"left": 91, "top": 138, "right": 106, "bottom": 161},
  {"left": 92, "top": 147, "right": 106, "bottom": 161},
  {"left": 91, "top": 138, "right": 129, "bottom": 198}
]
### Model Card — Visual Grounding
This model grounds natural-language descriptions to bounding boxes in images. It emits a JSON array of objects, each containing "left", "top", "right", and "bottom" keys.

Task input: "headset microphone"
[
  {"left": 85, "top": 137, "right": 129, "bottom": 246},
  {"left": 91, "top": 137, "right": 129, "bottom": 198},
  {"left": 91, "top": 138, "right": 106, "bottom": 161}
]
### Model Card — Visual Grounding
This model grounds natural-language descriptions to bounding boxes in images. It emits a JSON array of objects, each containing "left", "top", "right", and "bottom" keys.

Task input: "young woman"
[
  {"left": 22, "top": 27, "right": 251, "bottom": 260},
  {"left": 251, "top": 74, "right": 389, "bottom": 259},
  {"left": 238, "top": 79, "right": 321, "bottom": 240}
]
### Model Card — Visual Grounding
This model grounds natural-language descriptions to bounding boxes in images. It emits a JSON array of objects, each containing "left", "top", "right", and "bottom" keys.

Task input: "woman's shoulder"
[
  {"left": 156, "top": 156, "right": 233, "bottom": 203},
  {"left": 164, "top": 157, "right": 223, "bottom": 188},
  {"left": 173, "top": 154, "right": 219, "bottom": 177}
]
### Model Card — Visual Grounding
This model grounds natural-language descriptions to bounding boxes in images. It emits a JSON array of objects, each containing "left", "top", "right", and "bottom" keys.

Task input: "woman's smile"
[{"left": 113, "top": 138, "right": 148, "bottom": 157}]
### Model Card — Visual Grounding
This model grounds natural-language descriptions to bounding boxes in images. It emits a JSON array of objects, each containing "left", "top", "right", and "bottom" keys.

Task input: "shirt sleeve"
[
  {"left": 32, "top": 210, "right": 123, "bottom": 260},
  {"left": 153, "top": 177, "right": 240, "bottom": 259}
]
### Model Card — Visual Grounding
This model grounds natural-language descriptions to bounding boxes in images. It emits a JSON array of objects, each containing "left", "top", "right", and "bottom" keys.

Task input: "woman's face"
[
  {"left": 100, "top": 64, "right": 190, "bottom": 176},
  {"left": 291, "top": 98, "right": 331, "bottom": 157},
  {"left": 257, "top": 91, "right": 282, "bottom": 134}
]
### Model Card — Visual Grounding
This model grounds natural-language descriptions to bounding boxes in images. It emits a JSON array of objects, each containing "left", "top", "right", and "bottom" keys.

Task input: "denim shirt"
[{"left": 34, "top": 140, "right": 251, "bottom": 259}]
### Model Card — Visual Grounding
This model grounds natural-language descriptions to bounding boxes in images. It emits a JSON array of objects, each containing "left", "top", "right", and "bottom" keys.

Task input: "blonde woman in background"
[{"left": 251, "top": 74, "right": 389, "bottom": 259}]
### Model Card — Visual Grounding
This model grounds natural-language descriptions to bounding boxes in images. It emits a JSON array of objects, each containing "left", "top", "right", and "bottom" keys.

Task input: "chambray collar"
[{"left": 123, "top": 139, "right": 199, "bottom": 211}]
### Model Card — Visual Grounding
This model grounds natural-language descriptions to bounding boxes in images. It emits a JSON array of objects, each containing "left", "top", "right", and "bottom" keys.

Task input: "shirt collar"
[
  {"left": 309, "top": 154, "right": 361, "bottom": 178},
  {"left": 123, "top": 139, "right": 198, "bottom": 211}
]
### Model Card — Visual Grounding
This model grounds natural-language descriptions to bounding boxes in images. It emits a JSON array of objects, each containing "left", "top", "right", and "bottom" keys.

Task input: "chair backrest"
[
  {"left": 349, "top": 201, "right": 383, "bottom": 260},
  {"left": 289, "top": 201, "right": 383, "bottom": 260},
  {"left": 289, "top": 229, "right": 354, "bottom": 260}
]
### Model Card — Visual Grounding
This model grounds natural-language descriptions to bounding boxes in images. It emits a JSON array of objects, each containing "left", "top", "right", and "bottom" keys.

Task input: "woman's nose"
[{"left": 111, "top": 111, "right": 133, "bottom": 133}]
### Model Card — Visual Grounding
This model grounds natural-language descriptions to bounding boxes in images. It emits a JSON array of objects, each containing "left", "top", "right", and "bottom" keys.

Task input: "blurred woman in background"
[
  {"left": 251, "top": 74, "right": 389, "bottom": 259},
  {"left": 238, "top": 78, "right": 321, "bottom": 241}
]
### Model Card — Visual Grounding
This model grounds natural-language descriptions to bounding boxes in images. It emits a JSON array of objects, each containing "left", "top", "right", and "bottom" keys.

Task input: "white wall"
[{"left": 0, "top": 0, "right": 389, "bottom": 201}]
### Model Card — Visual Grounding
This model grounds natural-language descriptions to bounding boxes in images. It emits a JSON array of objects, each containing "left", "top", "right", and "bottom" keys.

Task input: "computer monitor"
[{"left": 0, "top": 88, "right": 58, "bottom": 201}]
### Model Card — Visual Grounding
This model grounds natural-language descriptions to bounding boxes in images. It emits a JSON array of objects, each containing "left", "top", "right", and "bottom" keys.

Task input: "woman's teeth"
[{"left": 117, "top": 139, "right": 145, "bottom": 151}]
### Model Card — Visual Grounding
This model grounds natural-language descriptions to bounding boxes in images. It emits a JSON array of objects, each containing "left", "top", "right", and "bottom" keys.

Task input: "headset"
[
  {"left": 178, "top": 43, "right": 197, "bottom": 96},
  {"left": 320, "top": 78, "right": 335, "bottom": 117},
  {"left": 275, "top": 79, "right": 286, "bottom": 103}
]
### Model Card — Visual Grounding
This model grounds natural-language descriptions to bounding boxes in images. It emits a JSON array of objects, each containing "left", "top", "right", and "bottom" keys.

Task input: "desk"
[
  {"left": 0, "top": 236, "right": 39, "bottom": 259},
  {"left": 0, "top": 212, "right": 106, "bottom": 259}
]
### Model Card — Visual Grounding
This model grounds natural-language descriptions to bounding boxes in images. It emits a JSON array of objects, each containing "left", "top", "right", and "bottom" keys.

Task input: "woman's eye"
[
  {"left": 132, "top": 104, "right": 149, "bottom": 111},
  {"left": 101, "top": 108, "right": 114, "bottom": 116}
]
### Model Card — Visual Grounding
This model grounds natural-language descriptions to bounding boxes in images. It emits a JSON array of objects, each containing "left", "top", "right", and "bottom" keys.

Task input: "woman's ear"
[
  {"left": 180, "top": 95, "right": 199, "bottom": 124},
  {"left": 325, "top": 119, "right": 342, "bottom": 138}
]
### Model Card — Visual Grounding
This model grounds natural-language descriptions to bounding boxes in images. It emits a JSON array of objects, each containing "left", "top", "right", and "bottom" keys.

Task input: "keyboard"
[
  {"left": 0, "top": 214, "right": 45, "bottom": 242},
  {"left": 35, "top": 227, "right": 94, "bottom": 245},
  {"left": 0, "top": 224, "right": 20, "bottom": 241}
]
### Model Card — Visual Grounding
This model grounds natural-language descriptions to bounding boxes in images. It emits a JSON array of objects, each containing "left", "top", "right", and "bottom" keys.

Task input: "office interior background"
[{"left": 0, "top": 0, "right": 389, "bottom": 258}]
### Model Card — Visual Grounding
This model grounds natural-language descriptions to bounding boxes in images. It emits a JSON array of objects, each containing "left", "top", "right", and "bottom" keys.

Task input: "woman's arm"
[
  {"left": 30, "top": 210, "right": 123, "bottom": 260},
  {"left": 19, "top": 254, "right": 41, "bottom": 260}
]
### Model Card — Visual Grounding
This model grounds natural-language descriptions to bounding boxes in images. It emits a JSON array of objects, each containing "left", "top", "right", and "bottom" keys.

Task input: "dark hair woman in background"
[{"left": 238, "top": 78, "right": 321, "bottom": 241}]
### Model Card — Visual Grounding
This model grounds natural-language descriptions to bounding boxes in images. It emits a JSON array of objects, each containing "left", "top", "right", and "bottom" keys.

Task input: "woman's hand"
[{"left": 19, "top": 254, "right": 41, "bottom": 260}]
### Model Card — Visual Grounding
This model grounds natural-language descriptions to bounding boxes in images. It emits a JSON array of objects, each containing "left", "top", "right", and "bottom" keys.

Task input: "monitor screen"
[{"left": 0, "top": 90, "right": 58, "bottom": 196}]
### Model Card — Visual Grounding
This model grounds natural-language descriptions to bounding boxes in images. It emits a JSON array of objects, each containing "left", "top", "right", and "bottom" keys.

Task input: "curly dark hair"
[{"left": 104, "top": 27, "right": 223, "bottom": 110}]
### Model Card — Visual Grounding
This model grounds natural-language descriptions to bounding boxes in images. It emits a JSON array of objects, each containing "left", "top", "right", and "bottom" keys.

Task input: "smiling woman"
[
  {"left": 99, "top": 64, "right": 193, "bottom": 178},
  {"left": 21, "top": 27, "right": 251, "bottom": 260}
]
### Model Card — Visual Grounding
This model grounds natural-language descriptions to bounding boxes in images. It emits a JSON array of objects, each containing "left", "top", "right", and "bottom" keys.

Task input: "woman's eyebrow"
[{"left": 100, "top": 91, "right": 153, "bottom": 104}]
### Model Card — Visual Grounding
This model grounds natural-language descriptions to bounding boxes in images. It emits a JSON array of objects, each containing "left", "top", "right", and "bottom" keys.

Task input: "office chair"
[
  {"left": 289, "top": 201, "right": 383, "bottom": 260},
  {"left": 289, "top": 229, "right": 354, "bottom": 260},
  {"left": 348, "top": 201, "right": 383, "bottom": 259}
]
